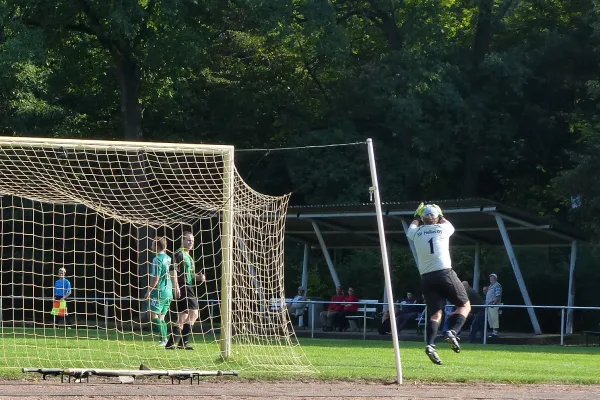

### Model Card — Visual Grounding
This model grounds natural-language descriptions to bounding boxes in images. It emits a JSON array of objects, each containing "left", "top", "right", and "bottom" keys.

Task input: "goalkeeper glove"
[
  {"left": 432, "top": 204, "right": 443, "bottom": 217},
  {"left": 413, "top": 202, "right": 425, "bottom": 220}
]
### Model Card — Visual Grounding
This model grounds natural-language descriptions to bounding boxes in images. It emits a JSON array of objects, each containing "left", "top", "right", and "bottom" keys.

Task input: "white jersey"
[{"left": 406, "top": 221, "right": 455, "bottom": 275}]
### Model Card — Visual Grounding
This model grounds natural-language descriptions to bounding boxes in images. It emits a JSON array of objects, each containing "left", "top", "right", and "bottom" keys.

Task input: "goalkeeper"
[
  {"left": 406, "top": 203, "right": 471, "bottom": 365},
  {"left": 165, "top": 231, "right": 205, "bottom": 350},
  {"left": 144, "top": 236, "right": 174, "bottom": 346}
]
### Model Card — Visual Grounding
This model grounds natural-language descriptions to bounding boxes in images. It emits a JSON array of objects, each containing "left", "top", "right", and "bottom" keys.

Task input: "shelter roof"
[{"left": 285, "top": 198, "right": 586, "bottom": 248}]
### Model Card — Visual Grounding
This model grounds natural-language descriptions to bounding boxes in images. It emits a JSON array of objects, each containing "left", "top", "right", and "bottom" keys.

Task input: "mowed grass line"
[
  {"left": 1, "top": 329, "right": 599, "bottom": 384},
  {"left": 299, "top": 338, "right": 600, "bottom": 384}
]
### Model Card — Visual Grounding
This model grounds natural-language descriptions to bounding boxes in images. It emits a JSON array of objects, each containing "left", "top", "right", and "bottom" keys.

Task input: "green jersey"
[
  {"left": 174, "top": 248, "right": 195, "bottom": 287},
  {"left": 150, "top": 252, "right": 173, "bottom": 300}
]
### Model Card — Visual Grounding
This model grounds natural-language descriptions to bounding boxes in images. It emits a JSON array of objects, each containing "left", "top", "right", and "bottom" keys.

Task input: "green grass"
[
  {"left": 299, "top": 338, "right": 600, "bottom": 384},
  {"left": 1, "top": 328, "right": 600, "bottom": 384}
]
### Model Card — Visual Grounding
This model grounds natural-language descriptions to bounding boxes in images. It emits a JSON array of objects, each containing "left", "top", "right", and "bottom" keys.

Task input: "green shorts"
[{"left": 149, "top": 298, "right": 171, "bottom": 315}]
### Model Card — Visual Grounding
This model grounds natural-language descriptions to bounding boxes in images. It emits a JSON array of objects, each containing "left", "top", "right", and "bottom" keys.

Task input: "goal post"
[
  {"left": 0, "top": 136, "right": 312, "bottom": 374},
  {"left": 220, "top": 148, "right": 234, "bottom": 359}
]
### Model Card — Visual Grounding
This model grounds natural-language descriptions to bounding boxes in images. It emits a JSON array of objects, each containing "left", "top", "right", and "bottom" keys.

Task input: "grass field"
[
  {"left": 300, "top": 338, "right": 600, "bottom": 384},
  {"left": 2, "top": 328, "right": 600, "bottom": 384}
]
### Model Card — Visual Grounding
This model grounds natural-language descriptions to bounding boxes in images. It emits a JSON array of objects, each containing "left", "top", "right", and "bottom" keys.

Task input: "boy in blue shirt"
[{"left": 52, "top": 267, "right": 72, "bottom": 327}]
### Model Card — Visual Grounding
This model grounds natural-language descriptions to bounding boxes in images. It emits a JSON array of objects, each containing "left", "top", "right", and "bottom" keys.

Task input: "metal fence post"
[{"left": 560, "top": 308, "right": 565, "bottom": 346}]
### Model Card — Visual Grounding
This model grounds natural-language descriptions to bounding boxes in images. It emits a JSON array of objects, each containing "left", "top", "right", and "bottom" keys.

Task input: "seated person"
[
  {"left": 286, "top": 286, "right": 307, "bottom": 322},
  {"left": 378, "top": 291, "right": 420, "bottom": 334},
  {"left": 319, "top": 285, "right": 345, "bottom": 331},
  {"left": 339, "top": 287, "right": 360, "bottom": 331}
]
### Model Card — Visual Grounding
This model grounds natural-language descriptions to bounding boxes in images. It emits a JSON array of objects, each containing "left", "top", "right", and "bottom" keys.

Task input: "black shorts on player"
[
  {"left": 420, "top": 268, "right": 469, "bottom": 317},
  {"left": 172, "top": 286, "right": 199, "bottom": 313}
]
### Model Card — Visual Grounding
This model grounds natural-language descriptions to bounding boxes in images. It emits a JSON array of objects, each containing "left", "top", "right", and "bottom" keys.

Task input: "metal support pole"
[
  {"left": 299, "top": 244, "right": 310, "bottom": 327},
  {"left": 560, "top": 308, "right": 565, "bottom": 346},
  {"left": 566, "top": 240, "right": 578, "bottom": 334},
  {"left": 423, "top": 308, "right": 427, "bottom": 343},
  {"left": 473, "top": 242, "right": 481, "bottom": 292},
  {"left": 301, "top": 244, "right": 309, "bottom": 292},
  {"left": 310, "top": 301, "right": 315, "bottom": 339},
  {"left": 494, "top": 215, "right": 542, "bottom": 334},
  {"left": 104, "top": 301, "right": 109, "bottom": 328},
  {"left": 367, "top": 138, "right": 402, "bottom": 385},
  {"left": 311, "top": 221, "right": 341, "bottom": 288},
  {"left": 483, "top": 308, "right": 488, "bottom": 345},
  {"left": 362, "top": 308, "right": 367, "bottom": 340}
]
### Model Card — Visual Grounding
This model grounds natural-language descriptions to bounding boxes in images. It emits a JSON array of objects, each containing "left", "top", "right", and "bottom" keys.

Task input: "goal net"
[{"left": 0, "top": 137, "right": 313, "bottom": 374}]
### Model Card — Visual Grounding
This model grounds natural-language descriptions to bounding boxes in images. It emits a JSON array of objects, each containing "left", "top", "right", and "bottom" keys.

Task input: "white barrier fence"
[
  {"left": 285, "top": 301, "right": 600, "bottom": 344},
  {"left": 2, "top": 297, "right": 599, "bottom": 345}
]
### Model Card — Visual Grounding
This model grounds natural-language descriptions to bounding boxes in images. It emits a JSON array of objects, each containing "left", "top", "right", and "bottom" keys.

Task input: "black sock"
[
  {"left": 180, "top": 323, "right": 192, "bottom": 346},
  {"left": 426, "top": 319, "right": 440, "bottom": 346},
  {"left": 166, "top": 325, "right": 181, "bottom": 347},
  {"left": 449, "top": 314, "right": 467, "bottom": 334}
]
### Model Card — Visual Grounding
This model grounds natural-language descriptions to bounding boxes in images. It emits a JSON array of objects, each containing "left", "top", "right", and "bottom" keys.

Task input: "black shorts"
[
  {"left": 420, "top": 268, "right": 469, "bottom": 316},
  {"left": 172, "top": 286, "right": 199, "bottom": 313}
]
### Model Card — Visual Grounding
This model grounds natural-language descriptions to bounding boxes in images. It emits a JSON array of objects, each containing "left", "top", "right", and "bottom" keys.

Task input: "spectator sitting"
[
  {"left": 286, "top": 286, "right": 307, "bottom": 322},
  {"left": 319, "top": 285, "right": 345, "bottom": 331},
  {"left": 378, "top": 292, "right": 420, "bottom": 335},
  {"left": 339, "top": 287, "right": 360, "bottom": 332},
  {"left": 396, "top": 292, "right": 421, "bottom": 331}
]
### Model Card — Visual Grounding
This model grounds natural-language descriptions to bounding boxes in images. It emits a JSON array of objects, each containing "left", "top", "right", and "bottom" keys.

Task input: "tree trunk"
[
  {"left": 382, "top": 17, "right": 403, "bottom": 52},
  {"left": 114, "top": 52, "right": 143, "bottom": 141},
  {"left": 472, "top": 0, "right": 494, "bottom": 66}
]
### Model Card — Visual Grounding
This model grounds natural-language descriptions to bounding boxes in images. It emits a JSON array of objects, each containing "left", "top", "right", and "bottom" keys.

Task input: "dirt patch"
[{"left": 0, "top": 380, "right": 600, "bottom": 399}]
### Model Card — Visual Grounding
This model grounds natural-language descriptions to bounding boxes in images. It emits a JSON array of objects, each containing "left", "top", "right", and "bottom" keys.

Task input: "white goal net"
[{"left": 0, "top": 137, "right": 313, "bottom": 374}]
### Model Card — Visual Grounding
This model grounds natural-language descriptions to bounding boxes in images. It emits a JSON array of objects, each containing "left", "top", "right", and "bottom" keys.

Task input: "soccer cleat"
[
  {"left": 157, "top": 340, "right": 167, "bottom": 347},
  {"left": 177, "top": 342, "right": 195, "bottom": 350},
  {"left": 425, "top": 345, "right": 443, "bottom": 365},
  {"left": 445, "top": 330, "right": 461, "bottom": 353},
  {"left": 164, "top": 343, "right": 176, "bottom": 350}
]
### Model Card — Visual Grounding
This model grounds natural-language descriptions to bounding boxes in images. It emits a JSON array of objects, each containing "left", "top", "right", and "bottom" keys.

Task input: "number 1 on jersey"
[{"left": 428, "top": 238, "right": 434, "bottom": 254}]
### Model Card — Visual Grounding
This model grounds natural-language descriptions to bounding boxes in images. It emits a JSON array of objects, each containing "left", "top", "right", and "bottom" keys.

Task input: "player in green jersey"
[
  {"left": 165, "top": 231, "right": 205, "bottom": 350},
  {"left": 144, "top": 236, "right": 175, "bottom": 346}
]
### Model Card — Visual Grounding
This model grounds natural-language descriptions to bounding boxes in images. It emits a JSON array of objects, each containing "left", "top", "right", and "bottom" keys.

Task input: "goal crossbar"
[{"left": 0, "top": 136, "right": 234, "bottom": 153}]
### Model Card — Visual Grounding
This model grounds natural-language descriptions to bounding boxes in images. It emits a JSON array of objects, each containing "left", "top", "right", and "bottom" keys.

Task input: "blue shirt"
[{"left": 54, "top": 278, "right": 72, "bottom": 297}]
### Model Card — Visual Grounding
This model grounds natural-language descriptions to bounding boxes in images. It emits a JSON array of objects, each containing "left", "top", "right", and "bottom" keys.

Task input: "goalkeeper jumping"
[{"left": 406, "top": 203, "right": 471, "bottom": 365}]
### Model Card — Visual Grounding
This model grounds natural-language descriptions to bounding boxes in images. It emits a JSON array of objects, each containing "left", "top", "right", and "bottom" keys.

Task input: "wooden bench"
[
  {"left": 345, "top": 300, "right": 379, "bottom": 337},
  {"left": 583, "top": 331, "right": 600, "bottom": 347}
]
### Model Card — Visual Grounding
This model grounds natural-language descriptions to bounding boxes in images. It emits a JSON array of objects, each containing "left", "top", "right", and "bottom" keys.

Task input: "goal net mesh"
[{"left": 0, "top": 137, "right": 313, "bottom": 374}]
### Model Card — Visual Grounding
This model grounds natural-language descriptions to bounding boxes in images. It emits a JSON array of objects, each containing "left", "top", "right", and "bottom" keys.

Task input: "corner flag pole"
[{"left": 366, "top": 138, "right": 403, "bottom": 384}]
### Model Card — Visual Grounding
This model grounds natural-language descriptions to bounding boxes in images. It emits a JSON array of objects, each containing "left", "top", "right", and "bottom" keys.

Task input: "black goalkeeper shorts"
[{"left": 420, "top": 268, "right": 469, "bottom": 317}]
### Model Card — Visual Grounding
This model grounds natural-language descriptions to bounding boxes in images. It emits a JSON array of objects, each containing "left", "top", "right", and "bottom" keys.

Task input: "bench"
[
  {"left": 583, "top": 331, "right": 600, "bottom": 347},
  {"left": 270, "top": 297, "right": 309, "bottom": 327},
  {"left": 345, "top": 300, "right": 379, "bottom": 337}
]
